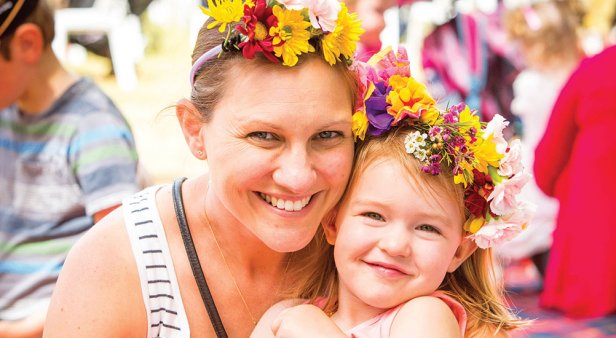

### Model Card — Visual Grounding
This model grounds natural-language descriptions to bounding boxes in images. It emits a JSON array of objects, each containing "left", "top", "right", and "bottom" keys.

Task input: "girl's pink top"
[{"left": 342, "top": 291, "right": 467, "bottom": 338}]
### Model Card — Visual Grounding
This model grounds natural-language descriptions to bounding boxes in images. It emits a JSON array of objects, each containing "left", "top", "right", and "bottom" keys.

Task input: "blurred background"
[{"left": 50, "top": 0, "right": 616, "bottom": 336}]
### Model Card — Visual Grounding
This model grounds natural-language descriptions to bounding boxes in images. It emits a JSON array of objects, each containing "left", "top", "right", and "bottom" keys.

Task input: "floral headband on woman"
[
  {"left": 191, "top": 0, "right": 364, "bottom": 85},
  {"left": 352, "top": 47, "right": 535, "bottom": 249}
]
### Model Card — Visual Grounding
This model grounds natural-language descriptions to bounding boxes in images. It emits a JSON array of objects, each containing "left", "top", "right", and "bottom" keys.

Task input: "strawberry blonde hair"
[{"left": 289, "top": 127, "right": 526, "bottom": 336}]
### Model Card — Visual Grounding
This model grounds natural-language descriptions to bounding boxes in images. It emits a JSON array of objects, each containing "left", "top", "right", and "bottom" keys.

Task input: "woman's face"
[{"left": 203, "top": 58, "right": 354, "bottom": 252}]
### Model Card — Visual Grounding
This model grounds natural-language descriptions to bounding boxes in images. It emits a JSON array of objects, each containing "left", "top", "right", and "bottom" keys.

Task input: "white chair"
[{"left": 52, "top": 0, "right": 145, "bottom": 90}]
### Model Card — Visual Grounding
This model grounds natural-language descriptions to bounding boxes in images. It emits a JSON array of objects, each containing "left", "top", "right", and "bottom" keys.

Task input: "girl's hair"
[
  {"left": 189, "top": 17, "right": 359, "bottom": 122},
  {"left": 0, "top": 0, "right": 55, "bottom": 60},
  {"left": 291, "top": 127, "right": 525, "bottom": 335},
  {"left": 505, "top": 0, "right": 585, "bottom": 66}
]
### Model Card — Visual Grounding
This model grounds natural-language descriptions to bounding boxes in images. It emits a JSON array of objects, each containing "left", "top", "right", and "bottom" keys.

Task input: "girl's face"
[
  {"left": 326, "top": 158, "right": 475, "bottom": 317},
  {"left": 201, "top": 58, "right": 354, "bottom": 252}
]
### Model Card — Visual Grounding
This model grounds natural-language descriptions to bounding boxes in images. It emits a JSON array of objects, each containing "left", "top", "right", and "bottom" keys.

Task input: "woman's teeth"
[{"left": 259, "top": 193, "right": 312, "bottom": 211}]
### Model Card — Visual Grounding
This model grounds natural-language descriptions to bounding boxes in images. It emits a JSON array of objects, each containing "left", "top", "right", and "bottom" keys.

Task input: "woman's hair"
[
  {"left": 291, "top": 127, "right": 525, "bottom": 335},
  {"left": 0, "top": 0, "right": 55, "bottom": 60},
  {"left": 505, "top": 0, "right": 585, "bottom": 66},
  {"left": 189, "top": 17, "right": 359, "bottom": 122}
]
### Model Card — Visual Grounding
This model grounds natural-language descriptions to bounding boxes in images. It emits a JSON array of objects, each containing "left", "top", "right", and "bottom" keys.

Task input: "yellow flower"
[
  {"left": 322, "top": 3, "right": 364, "bottom": 65},
  {"left": 454, "top": 160, "right": 474, "bottom": 187},
  {"left": 270, "top": 6, "right": 314, "bottom": 66},
  {"left": 471, "top": 134, "right": 504, "bottom": 173},
  {"left": 464, "top": 217, "right": 485, "bottom": 234},
  {"left": 458, "top": 105, "right": 481, "bottom": 134},
  {"left": 386, "top": 75, "right": 437, "bottom": 123},
  {"left": 352, "top": 111, "right": 369, "bottom": 141},
  {"left": 201, "top": 0, "right": 244, "bottom": 33}
]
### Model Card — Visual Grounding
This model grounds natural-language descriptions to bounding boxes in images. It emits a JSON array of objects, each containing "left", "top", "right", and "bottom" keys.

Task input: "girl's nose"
[
  {"left": 272, "top": 147, "right": 317, "bottom": 195},
  {"left": 378, "top": 225, "right": 412, "bottom": 257}
]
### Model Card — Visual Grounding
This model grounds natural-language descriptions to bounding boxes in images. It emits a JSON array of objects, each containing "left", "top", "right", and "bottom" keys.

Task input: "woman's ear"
[
  {"left": 321, "top": 209, "right": 338, "bottom": 245},
  {"left": 176, "top": 98, "right": 207, "bottom": 160},
  {"left": 447, "top": 237, "right": 478, "bottom": 273}
]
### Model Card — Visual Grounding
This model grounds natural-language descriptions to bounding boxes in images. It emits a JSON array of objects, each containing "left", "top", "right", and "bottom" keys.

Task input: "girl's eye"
[
  {"left": 248, "top": 132, "right": 276, "bottom": 141},
  {"left": 362, "top": 212, "right": 384, "bottom": 222},
  {"left": 417, "top": 224, "right": 440, "bottom": 234},
  {"left": 316, "top": 131, "right": 342, "bottom": 139}
]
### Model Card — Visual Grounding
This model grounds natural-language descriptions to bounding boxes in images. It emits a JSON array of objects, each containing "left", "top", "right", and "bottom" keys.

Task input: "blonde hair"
[
  {"left": 0, "top": 0, "right": 55, "bottom": 60},
  {"left": 505, "top": 0, "right": 585, "bottom": 66},
  {"left": 291, "top": 127, "right": 525, "bottom": 335},
  {"left": 190, "top": 17, "right": 359, "bottom": 122}
]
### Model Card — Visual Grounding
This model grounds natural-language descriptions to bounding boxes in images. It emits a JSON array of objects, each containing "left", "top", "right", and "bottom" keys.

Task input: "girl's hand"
[{"left": 271, "top": 304, "right": 346, "bottom": 338}]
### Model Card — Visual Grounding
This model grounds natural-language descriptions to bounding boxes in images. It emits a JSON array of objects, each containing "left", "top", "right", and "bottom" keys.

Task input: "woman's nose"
[{"left": 272, "top": 147, "right": 317, "bottom": 194}]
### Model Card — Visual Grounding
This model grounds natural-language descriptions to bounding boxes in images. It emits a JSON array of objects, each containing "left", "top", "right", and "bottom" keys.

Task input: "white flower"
[
  {"left": 483, "top": 114, "right": 509, "bottom": 154},
  {"left": 276, "top": 0, "right": 306, "bottom": 9},
  {"left": 469, "top": 220, "right": 523, "bottom": 249},
  {"left": 306, "top": 0, "right": 341, "bottom": 32},
  {"left": 278, "top": 0, "right": 341, "bottom": 32},
  {"left": 404, "top": 131, "right": 427, "bottom": 155},
  {"left": 414, "top": 148, "right": 428, "bottom": 161},
  {"left": 488, "top": 172, "right": 531, "bottom": 216},
  {"left": 498, "top": 138, "right": 524, "bottom": 177}
]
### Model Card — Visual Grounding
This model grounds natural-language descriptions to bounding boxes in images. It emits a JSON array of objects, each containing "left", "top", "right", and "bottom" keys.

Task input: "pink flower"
[
  {"left": 488, "top": 172, "right": 531, "bottom": 216},
  {"left": 501, "top": 200, "right": 536, "bottom": 226},
  {"left": 277, "top": 0, "right": 341, "bottom": 32},
  {"left": 483, "top": 114, "right": 509, "bottom": 154},
  {"left": 368, "top": 46, "right": 411, "bottom": 80},
  {"left": 498, "top": 139, "right": 524, "bottom": 177},
  {"left": 469, "top": 220, "right": 523, "bottom": 249}
]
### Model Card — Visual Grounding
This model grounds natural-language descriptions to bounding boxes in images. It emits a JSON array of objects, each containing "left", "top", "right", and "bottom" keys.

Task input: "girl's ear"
[
  {"left": 176, "top": 98, "right": 207, "bottom": 160},
  {"left": 321, "top": 209, "right": 338, "bottom": 245},
  {"left": 447, "top": 237, "right": 477, "bottom": 273}
]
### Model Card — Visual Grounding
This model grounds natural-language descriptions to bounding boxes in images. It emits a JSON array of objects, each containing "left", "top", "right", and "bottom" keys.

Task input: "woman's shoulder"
[{"left": 44, "top": 207, "right": 147, "bottom": 337}]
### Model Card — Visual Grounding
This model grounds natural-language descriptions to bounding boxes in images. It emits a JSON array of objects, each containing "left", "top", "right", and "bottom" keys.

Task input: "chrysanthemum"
[
  {"left": 269, "top": 6, "right": 314, "bottom": 66},
  {"left": 321, "top": 3, "right": 364, "bottom": 65},
  {"left": 201, "top": 0, "right": 244, "bottom": 33}
]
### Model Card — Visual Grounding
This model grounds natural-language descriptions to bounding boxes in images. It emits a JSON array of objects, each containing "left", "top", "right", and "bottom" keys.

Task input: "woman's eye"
[
  {"left": 417, "top": 224, "right": 440, "bottom": 234},
  {"left": 316, "top": 131, "right": 342, "bottom": 139},
  {"left": 362, "top": 212, "right": 384, "bottom": 221},
  {"left": 248, "top": 132, "right": 276, "bottom": 140}
]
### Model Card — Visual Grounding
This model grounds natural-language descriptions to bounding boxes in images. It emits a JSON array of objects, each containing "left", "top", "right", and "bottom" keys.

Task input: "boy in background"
[{"left": 0, "top": 0, "right": 140, "bottom": 336}]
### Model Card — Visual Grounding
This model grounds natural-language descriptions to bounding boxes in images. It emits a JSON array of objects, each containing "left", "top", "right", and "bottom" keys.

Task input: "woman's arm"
[
  {"left": 43, "top": 208, "right": 146, "bottom": 337},
  {"left": 390, "top": 296, "right": 461, "bottom": 338}
]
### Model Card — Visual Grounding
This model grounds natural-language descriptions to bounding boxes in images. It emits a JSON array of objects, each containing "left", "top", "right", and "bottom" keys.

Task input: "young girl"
[{"left": 252, "top": 47, "right": 530, "bottom": 337}]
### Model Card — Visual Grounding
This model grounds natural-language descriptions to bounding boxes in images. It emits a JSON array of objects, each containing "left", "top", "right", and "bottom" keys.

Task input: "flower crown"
[
  {"left": 352, "top": 47, "right": 535, "bottom": 249},
  {"left": 191, "top": 0, "right": 364, "bottom": 85}
]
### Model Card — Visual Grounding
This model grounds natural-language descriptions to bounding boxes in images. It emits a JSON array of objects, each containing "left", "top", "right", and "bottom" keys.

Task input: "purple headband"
[{"left": 190, "top": 44, "right": 223, "bottom": 87}]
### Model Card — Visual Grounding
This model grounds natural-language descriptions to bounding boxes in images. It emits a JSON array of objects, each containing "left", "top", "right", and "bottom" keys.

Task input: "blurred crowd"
[{"left": 1, "top": 0, "right": 616, "bottom": 336}]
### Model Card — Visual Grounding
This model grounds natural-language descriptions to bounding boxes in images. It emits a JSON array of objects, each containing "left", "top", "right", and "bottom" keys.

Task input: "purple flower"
[
  {"left": 449, "top": 102, "right": 466, "bottom": 115},
  {"left": 365, "top": 81, "right": 394, "bottom": 137}
]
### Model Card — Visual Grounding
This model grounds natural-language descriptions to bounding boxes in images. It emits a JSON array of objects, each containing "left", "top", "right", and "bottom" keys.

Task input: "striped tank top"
[{"left": 123, "top": 186, "right": 190, "bottom": 337}]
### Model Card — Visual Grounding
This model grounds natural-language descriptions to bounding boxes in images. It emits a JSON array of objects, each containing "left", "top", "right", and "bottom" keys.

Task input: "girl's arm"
[
  {"left": 252, "top": 301, "right": 346, "bottom": 338},
  {"left": 43, "top": 209, "right": 146, "bottom": 337},
  {"left": 251, "top": 299, "right": 305, "bottom": 338},
  {"left": 390, "top": 296, "right": 462, "bottom": 338}
]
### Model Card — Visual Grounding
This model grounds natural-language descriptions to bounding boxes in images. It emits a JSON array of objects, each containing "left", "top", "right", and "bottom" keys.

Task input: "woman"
[{"left": 43, "top": 1, "right": 362, "bottom": 336}]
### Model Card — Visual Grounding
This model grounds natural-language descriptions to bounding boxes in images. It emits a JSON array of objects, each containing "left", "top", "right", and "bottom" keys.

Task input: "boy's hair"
[
  {"left": 505, "top": 0, "right": 584, "bottom": 65},
  {"left": 0, "top": 0, "right": 55, "bottom": 60},
  {"left": 290, "top": 127, "right": 524, "bottom": 335}
]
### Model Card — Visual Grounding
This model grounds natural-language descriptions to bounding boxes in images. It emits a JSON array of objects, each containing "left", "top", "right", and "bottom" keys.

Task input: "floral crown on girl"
[
  {"left": 352, "top": 47, "right": 535, "bottom": 249},
  {"left": 190, "top": 0, "right": 364, "bottom": 85}
]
